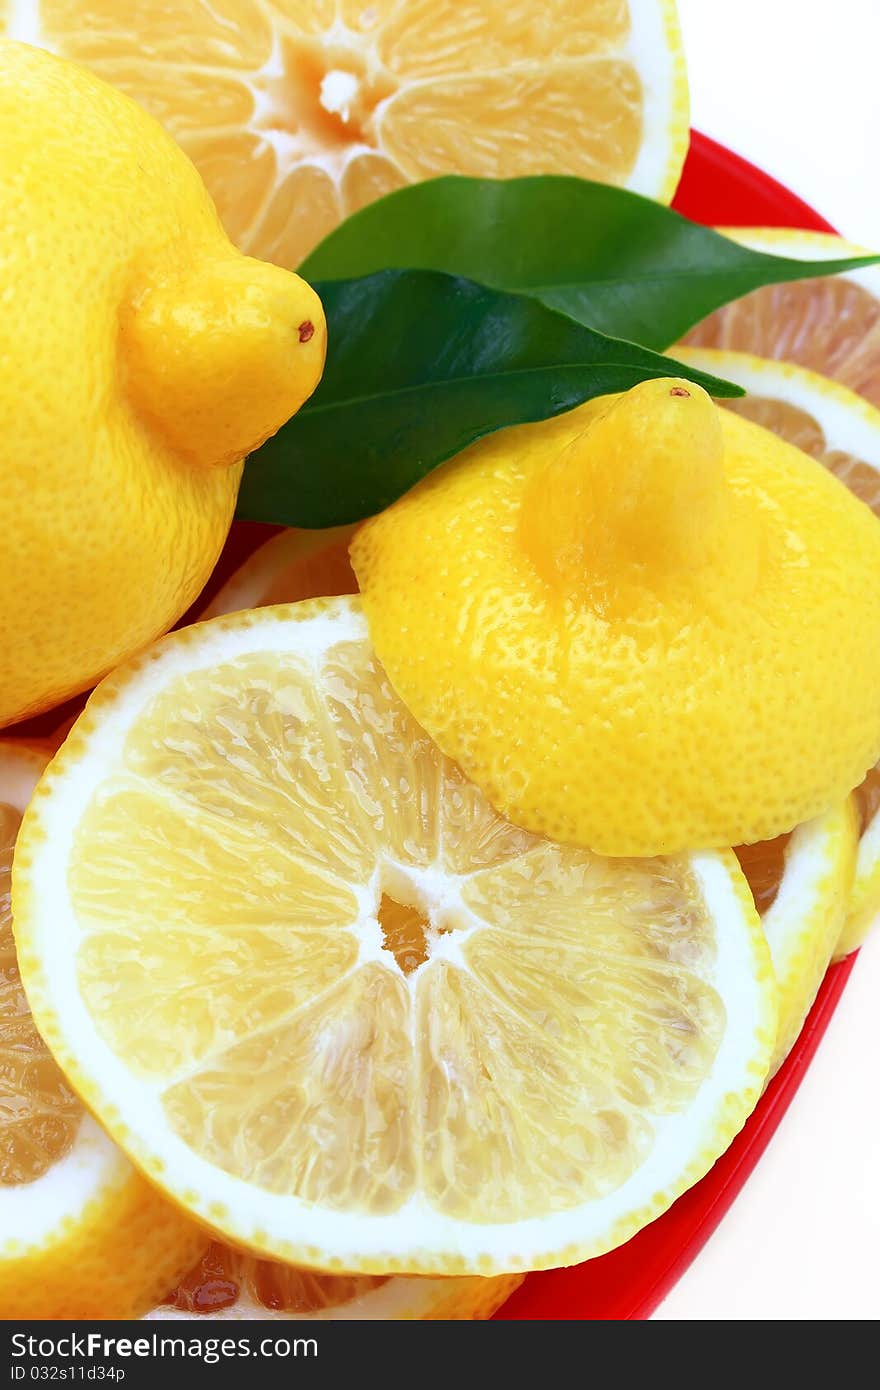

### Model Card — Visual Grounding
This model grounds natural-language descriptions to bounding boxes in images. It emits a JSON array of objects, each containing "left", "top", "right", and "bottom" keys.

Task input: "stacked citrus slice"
[
  {"left": 0, "top": 740, "right": 207, "bottom": 1319},
  {"left": 5, "top": 0, "right": 689, "bottom": 266}
]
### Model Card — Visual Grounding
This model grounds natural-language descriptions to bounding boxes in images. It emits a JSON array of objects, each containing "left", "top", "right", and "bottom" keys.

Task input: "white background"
[{"left": 654, "top": 0, "right": 880, "bottom": 1320}]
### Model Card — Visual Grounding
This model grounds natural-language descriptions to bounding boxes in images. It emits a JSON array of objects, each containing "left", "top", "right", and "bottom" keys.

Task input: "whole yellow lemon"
[{"left": 0, "top": 41, "right": 325, "bottom": 726}]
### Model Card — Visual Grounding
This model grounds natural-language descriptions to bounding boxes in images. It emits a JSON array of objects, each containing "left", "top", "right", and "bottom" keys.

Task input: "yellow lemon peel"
[{"left": 353, "top": 380, "right": 880, "bottom": 856}]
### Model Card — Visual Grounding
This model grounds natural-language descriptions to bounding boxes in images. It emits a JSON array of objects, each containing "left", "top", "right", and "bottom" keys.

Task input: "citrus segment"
[
  {"left": 14, "top": 600, "right": 775, "bottom": 1275},
  {"left": 9, "top": 0, "right": 689, "bottom": 269},
  {"left": 0, "top": 741, "right": 207, "bottom": 1319}
]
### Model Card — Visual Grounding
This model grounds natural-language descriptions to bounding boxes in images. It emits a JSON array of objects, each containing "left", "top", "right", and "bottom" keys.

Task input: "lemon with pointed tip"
[
  {"left": 352, "top": 378, "right": 880, "bottom": 856},
  {"left": 0, "top": 40, "right": 325, "bottom": 726}
]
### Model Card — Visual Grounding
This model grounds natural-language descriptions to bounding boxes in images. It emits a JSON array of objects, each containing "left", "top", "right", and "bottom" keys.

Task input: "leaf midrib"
[{"left": 299, "top": 359, "right": 694, "bottom": 416}]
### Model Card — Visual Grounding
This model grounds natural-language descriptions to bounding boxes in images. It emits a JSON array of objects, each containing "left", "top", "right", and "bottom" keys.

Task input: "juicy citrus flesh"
[
  {"left": 352, "top": 391, "right": 880, "bottom": 856},
  {"left": 159, "top": 1242, "right": 522, "bottom": 1320},
  {"left": 735, "top": 808, "right": 858, "bottom": 1078},
  {"left": 0, "top": 803, "right": 80, "bottom": 1183},
  {"left": 7, "top": 0, "right": 689, "bottom": 267},
  {"left": 14, "top": 600, "right": 774, "bottom": 1274}
]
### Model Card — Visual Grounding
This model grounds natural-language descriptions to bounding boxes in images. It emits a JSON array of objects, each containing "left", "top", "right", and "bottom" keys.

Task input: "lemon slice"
[
  {"left": 677, "top": 347, "right": 880, "bottom": 960},
  {"left": 0, "top": 740, "right": 206, "bottom": 1319},
  {"left": 150, "top": 1244, "right": 521, "bottom": 1320},
  {"left": 10, "top": 0, "right": 689, "bottom": 268},
  {"left": 736, "top": 802, "right": 858, "bottom": 1076},
  {"left": 14, "top": 599, "right": 775, "bottom": 1275}
]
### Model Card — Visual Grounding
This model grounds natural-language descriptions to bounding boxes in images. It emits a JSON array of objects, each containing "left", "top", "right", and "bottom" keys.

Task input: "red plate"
[{"left": 498, "top": 130, "right": 854, "bottom": 1321}]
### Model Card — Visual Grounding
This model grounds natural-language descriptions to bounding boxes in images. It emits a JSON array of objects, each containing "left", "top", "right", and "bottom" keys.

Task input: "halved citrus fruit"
[
  {"left": 14, "top": 598, "right": 775, "bottom": 1275},
  {"left": 153, "top": 1245, "right": 521, "bottom": 1320},
  {"left": 0, "top": 739, "right": 207, "bottom": 1319},
  {"left": 6, "top": 0, "right": 689, "bottom": 267},
  {"left": 683, "top": 229, "right": 880, "bottom": 409},
  {"left": 677, "top": 347, "right": 880, "bottom": 961}
]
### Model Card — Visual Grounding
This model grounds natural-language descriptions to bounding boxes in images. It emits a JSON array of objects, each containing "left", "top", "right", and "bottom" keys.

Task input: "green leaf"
[
  {"left": 300, "top": 176, "right": 880, "bottom": 350},
  {"left": 237, "top": 269, "right": 742, "bottom": 529}
]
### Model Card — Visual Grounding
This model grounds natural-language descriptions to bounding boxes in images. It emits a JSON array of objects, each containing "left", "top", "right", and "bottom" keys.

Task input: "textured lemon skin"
[
  {"left": 353, "top": 400, "right": 880, "bottom": 856},
  {"left": 0, "top": 40, "right": 324, "bottom": 726}
]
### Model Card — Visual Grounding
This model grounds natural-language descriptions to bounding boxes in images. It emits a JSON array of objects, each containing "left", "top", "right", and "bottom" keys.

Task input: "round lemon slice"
[
  {"left": 0, "top": 740, "right": 206, "bottom": 1319},
  {"left": 14, "top": 599, "right": 775, "bottom": 1275},
  {"left": 677, "top": 347, "right": 880, "bottom": 961}
]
